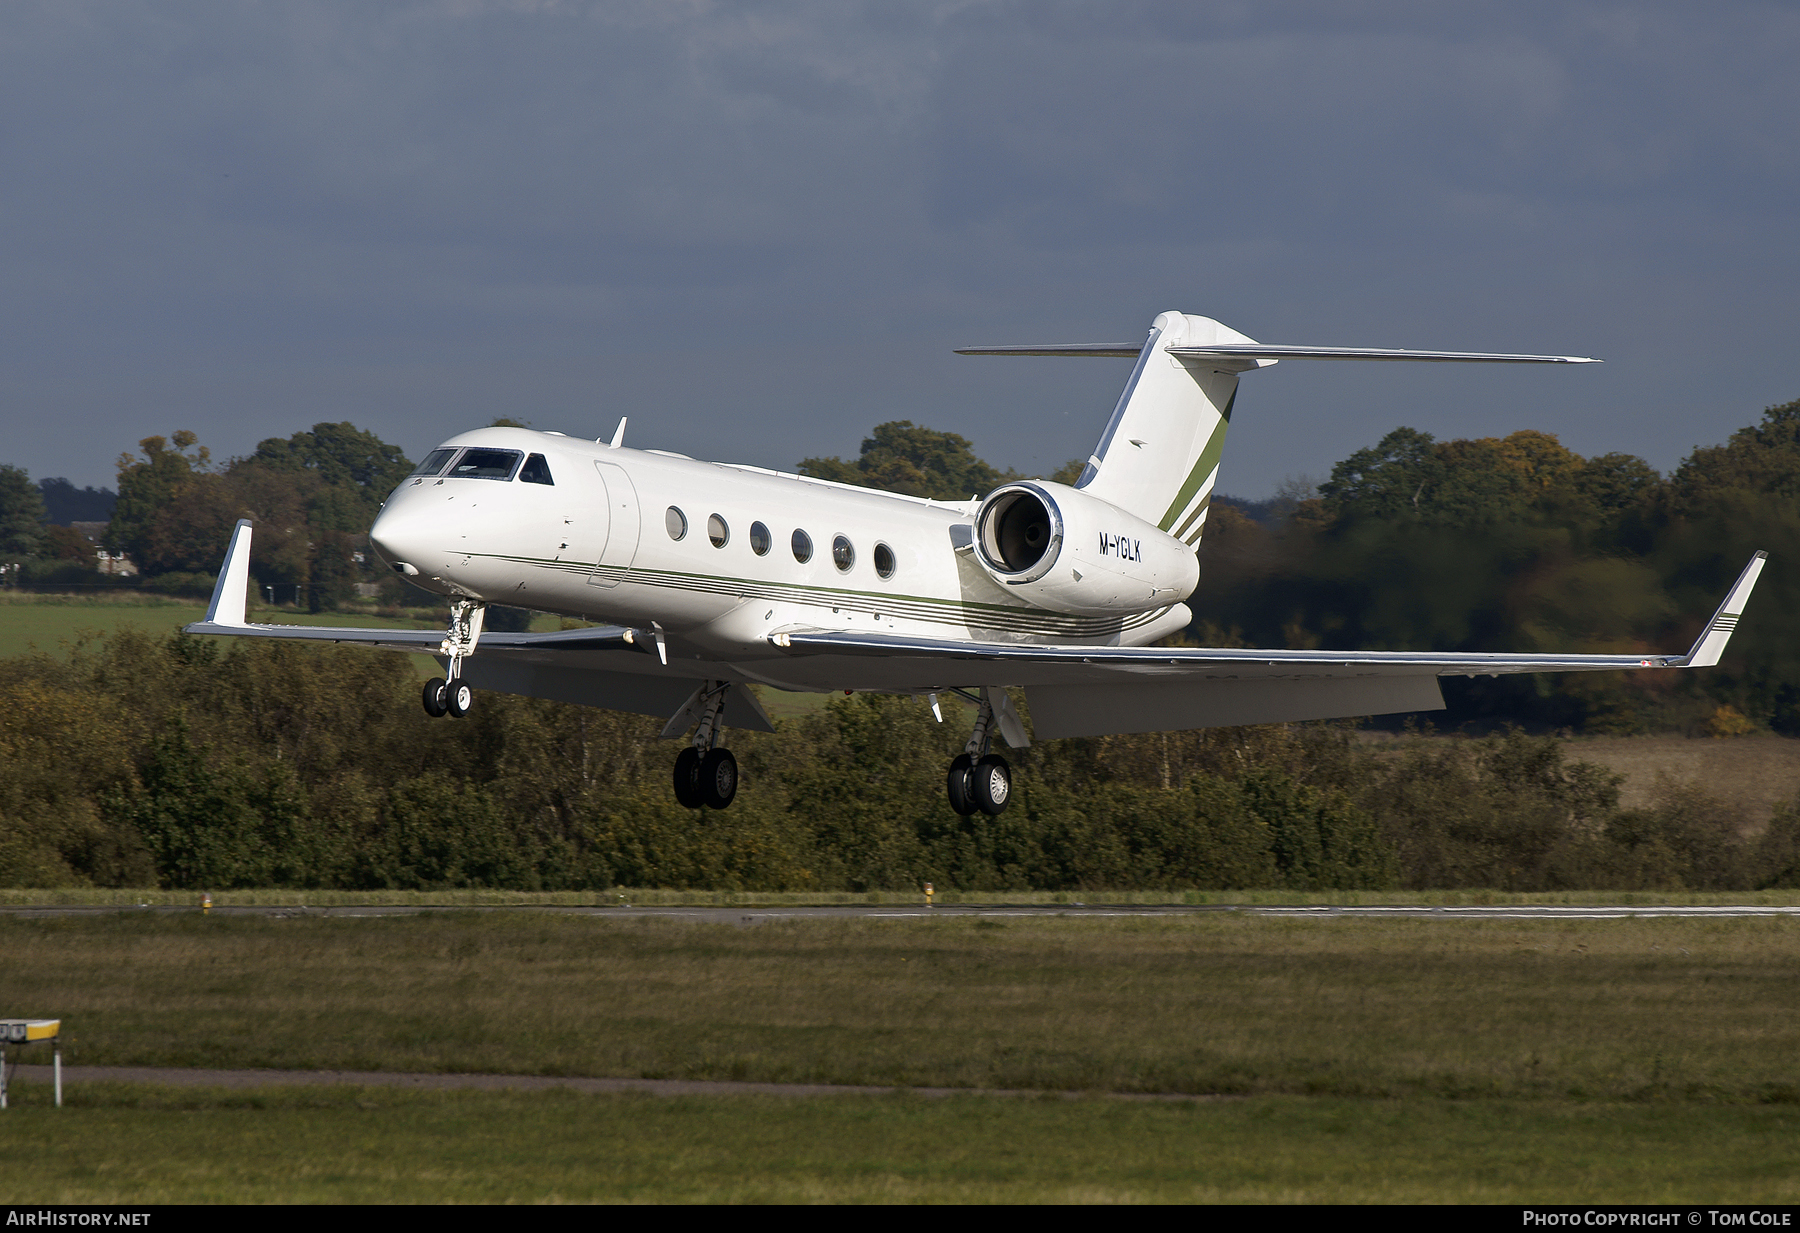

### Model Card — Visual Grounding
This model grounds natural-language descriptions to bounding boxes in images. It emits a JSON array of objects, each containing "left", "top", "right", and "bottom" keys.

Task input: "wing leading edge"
[
  {"left": 181, "top": 520, "right": 775, "bottom": 732},
  {"left": 768, "top": 553, "right": 1767, "bottom": 738},
  {"left": 184, "top": 518, "right": 1765, "bottom": 742}
]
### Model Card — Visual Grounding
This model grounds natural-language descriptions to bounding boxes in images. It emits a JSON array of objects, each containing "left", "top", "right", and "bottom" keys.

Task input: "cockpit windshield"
[
  {"left": 411, "top": 448, "right": 458, "bottom": 477},
  {"left": 449, "top": 448, "right": 523, "bottom": 480}
]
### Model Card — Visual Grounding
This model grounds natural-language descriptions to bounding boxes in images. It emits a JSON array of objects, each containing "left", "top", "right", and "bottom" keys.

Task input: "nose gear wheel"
[
  {"left": 422, "top": 678, "right": 449, "bottom": 718},
  {"left": 423, "top": 601, "right": 486, "bottom": 720},
  {"left": 445, "top": 679, "right": 473, "bottom": 718}
]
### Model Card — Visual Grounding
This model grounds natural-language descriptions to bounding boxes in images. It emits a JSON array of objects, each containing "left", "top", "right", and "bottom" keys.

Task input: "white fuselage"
[{"left": 367, "top": 427, "right": 1193, "bottom": 664}]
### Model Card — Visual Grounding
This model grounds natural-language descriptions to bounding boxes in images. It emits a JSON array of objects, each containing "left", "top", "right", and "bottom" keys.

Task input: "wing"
[
  {"left": 186, "top": 518, "right": 1764, "bottom": 742},
  {"left": 182, "top": 521, "right": 775, "bottom": 732},
  {"left": 766, "top": 554, "right": 1767, "bottom": 738}
]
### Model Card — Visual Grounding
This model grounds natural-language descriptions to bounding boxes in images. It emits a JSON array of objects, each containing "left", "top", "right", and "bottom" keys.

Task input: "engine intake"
[
  {"left": 972, "top": 481, "right": 1198, "bottom": 615},
  {"left": 979, "top": 486, "right": 1062, "bottom": 580}
]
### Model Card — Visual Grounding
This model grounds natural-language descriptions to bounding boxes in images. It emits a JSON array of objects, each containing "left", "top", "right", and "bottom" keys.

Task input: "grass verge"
[
  {"left": 6, "top": 912, "right": 1800, "bottom": 1100},
  {"left": 2, "top": 1083, "right": 1797, "bottom": 1203}
]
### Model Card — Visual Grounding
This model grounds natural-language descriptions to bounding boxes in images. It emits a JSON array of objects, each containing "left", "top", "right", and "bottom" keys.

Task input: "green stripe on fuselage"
[{"left": 472, "top": 552, "right": 1168, "bottom": 639}]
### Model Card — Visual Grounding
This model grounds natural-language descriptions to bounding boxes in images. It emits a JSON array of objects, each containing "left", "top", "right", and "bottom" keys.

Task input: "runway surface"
[
  {"left": 2, "top": 1063, "right": 1219, "bottom": 1103},
  {"left": 5, "top": 902, "right": 1799, "bottom": 921}
]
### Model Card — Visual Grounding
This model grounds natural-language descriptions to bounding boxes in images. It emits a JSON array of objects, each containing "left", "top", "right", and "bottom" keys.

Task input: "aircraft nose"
[{"left": 368, "top": 502, "right": 435, "bottom": 576}]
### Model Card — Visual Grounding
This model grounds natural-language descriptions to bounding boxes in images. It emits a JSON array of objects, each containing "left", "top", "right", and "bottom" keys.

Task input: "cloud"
[{"left": 2, "top": 1, "right": 1796, "bottom": 495}]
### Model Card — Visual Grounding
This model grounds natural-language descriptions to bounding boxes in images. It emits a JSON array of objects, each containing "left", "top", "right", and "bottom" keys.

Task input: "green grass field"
[
  {"left": 3, "top": 911, "right": 1800, "bottom": 1201},
  {"left": 9, "top": 912, "right": 1798, "bottom": 1099},
  {"left": 2, "top": 1084, "right": 1795, "bottom": 1203},
  {"left": 0, "top": 592, "right": 447, "bottom": 659},
  {"left": 0, "top": 590, "right": 830, "bottom": 714}
]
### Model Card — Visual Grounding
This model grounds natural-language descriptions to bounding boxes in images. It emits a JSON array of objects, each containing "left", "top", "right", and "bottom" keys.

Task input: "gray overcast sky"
[{"left": 4, "top": 1, "right": 1796, "bottom": 498}]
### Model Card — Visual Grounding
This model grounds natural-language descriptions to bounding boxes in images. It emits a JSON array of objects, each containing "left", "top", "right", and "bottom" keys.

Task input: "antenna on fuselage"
[{"left": 606, "top": 417, "right": 628, "bottom": 449}]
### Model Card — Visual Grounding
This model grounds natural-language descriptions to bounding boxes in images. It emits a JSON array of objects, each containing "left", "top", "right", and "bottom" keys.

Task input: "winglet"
[
  {"left": 202, "top": 519, "right": 255, "bottom": 627},
  {"left": 1683, "top": 551, "right": 1767, "bottom": 668}
]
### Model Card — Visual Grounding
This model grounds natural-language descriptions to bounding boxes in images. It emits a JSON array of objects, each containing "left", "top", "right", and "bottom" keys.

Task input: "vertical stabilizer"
[{"left": 1078, "top": 312, "right": 1265, "bottom": 543}]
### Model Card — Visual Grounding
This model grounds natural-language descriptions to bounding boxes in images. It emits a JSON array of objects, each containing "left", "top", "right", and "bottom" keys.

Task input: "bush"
[{"left": 0, "top": 631, "right": 1787, "bottom": 892}]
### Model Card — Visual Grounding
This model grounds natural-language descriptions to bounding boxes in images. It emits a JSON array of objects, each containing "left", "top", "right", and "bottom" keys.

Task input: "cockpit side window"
[
  {"left": 412, "top": 448, "right": 458, "bottom": 477},
  {"left": 450, "top": 448, "right": 523, "bottom": 480},
  {"left": 519, "top": 454, "right": 554, "bottom": 485}
]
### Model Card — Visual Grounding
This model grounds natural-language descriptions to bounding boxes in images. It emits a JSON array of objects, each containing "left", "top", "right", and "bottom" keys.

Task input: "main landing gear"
[
  {"left": 421, "top": 676, "right": 474, "bottom": 718},
  {"left": 668, "top": 680, "right": 738, "bottom": 810},
  {"left": 421, "top": 600, "right": 485, "bottom": 721},
  {"left": 945, "top": 688, "right": 1014, "bottom": 817}
]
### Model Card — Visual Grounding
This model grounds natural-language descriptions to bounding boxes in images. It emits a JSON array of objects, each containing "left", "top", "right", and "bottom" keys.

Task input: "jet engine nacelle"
[{"left": 973, "top": 480, "right": 1199, "bottom": 616}]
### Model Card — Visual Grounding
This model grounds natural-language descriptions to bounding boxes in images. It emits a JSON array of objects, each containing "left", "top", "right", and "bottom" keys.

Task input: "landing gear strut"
[
  {"left": 668, "top": 680, "right": 738, "bottom": 809},
  {"left": 420, "top": 600, "right": 485, "bottom": 720},
  {"left": 945, "top": 688, "right": 1013, "bottom": 816}
]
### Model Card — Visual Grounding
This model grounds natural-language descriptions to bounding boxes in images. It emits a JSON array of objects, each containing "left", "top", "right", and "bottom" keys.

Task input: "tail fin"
[
  {"left": 1079, "top": 311, "right": 1258, "bottom": 543},
  {"left": 958, "top": 311, "right": 1599, "bottom": 546}
]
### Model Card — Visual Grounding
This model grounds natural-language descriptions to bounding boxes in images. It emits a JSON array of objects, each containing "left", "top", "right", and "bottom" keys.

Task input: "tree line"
[
  {"left": 1194, "top": 401, "right": 1800, "bottom": 735},
  {"left": 1, "top": 424, "right": 412, "bottom": 609},
  {"left": 5, "top": 405, "right": 1792, "bottom": 735},
  {"left": 4, "top": 399, "right": 1800, "bottom": 892}
]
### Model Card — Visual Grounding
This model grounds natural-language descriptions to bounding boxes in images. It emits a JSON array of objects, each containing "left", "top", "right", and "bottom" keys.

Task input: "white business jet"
[{"left": 187, "top": 311, "right": 1765, "bottom": 816}]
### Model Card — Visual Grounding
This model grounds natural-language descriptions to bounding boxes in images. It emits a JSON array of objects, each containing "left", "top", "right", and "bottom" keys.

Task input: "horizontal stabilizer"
[
  {"left": 956, "top": 342, "right": 1599, "bottom": 365},
  {"left": 1168, "top": 344, "right": 1600, "bottom": 365},
  {"left": 955, "top": 343, "right": 1149, "bottom": 358}
]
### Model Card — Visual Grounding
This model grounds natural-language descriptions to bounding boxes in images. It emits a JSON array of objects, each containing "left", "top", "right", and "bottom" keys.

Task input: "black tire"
[
  {"left": 700, "top": 748, "right": 739, "bottom": 809},
  {"left": 946, "top": 753, "right": 977, "bottom": 816},
  {"left": 422, "top": 678, "right": 449, "bottom": 718},
  {"left": 673, "top": 747, "right": 703, "bottom": 809},
  {"left": 445, "top": 679, "right": 474, "bottom": 718},
  {"left": 973, "top": 754, "right": 1011, "bottom": 816}
]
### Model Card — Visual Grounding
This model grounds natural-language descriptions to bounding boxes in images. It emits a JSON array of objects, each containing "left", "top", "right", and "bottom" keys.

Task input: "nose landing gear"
[{"left": 420, "top": 600, "right": 485, "bottom": 720}]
